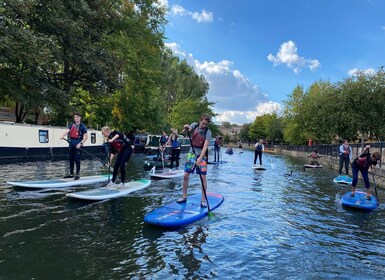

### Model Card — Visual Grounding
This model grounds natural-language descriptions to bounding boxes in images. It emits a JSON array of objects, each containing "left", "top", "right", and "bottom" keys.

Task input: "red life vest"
[
  {"left": 343, "top": 145, "right": 350, "bottom": 156},
  {"left": 191, "top": 126, "right": 207, "bottom": 148},
  {"left": 69, "top": 124, "right": 81, "bottom": 139},
  {"left": 110, "top": 139, "right": 126, "bottom": 152},
  {"left": 356, "top": 156, "right": 368, "bottom": 168}
]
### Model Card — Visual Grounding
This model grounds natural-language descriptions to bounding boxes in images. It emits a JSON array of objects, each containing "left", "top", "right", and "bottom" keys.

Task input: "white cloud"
[
  {"left": 169, "top": 4, "right": 213, "bottom": 23},
  {"left": 347, "top": 67, "right": 376, "bottom": 76},
  {"left": 267, "top": 40, "right": 320, "bottom": 74},
  {"left": 191, "top": 10, "right": 213, "bottom": 23},
  {"left": 165, "top": 43, "right": 280, "bottom": 125},
  {"left": 170, "top": 5, "right": 186, "bottom": 16},
  {"left": 215, "top": 101, "right": 281, "bottom": 125}
]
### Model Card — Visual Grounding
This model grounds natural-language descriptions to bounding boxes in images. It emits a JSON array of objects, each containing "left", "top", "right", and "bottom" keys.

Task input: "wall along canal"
[{"left": 1, "top": 150, "right": 385, "bottom": 279}]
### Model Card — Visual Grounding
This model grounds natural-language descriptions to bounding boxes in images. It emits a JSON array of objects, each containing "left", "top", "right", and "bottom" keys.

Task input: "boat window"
[
  {"left": 90, "top": 133, "right": 96, "bottom": 144},
  {"left": 39, "top": 130, "right": 49, "bottom": 143}
]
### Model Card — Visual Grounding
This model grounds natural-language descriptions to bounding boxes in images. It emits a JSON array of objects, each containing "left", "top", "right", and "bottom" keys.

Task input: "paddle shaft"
[
  {"left": 264, "top": 152, "right": 275, "bottom": 169},
  {"left": 186, "top": 129, "right": 212, "bottom": 212},
  {"left": 372, "top": 172, "right": 379, "bottom": 204},
  {"left": 62, "top": 138, "right": 112, "bottom": 172}
]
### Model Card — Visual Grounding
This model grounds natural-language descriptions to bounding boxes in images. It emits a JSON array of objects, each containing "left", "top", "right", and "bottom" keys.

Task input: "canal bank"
[{"left": 273, "top": 144, "right": 385, "bottom": 188}]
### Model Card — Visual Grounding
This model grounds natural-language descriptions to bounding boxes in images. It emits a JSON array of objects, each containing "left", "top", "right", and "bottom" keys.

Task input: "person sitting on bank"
[
  {"left": 309, "top": 150, "right": 321, "bottom": 166},
  {"left": 351, "top": 145, "right": 381, "bottom": 200}
]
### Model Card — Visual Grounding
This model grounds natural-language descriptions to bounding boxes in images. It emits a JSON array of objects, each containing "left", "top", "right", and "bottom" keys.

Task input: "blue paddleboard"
[
  {"left": 341, "top": 191, "right": 378, "bottom": 211},
  {"left": 333, "top": 175, "right": 353, "bottom": 185},
  {"left": 144, "top": 192, "right": 224, "bottom": 228}
]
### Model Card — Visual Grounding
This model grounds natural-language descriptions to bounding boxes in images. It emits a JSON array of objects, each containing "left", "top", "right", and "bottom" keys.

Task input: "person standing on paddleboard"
[
  {"left": 253, "top": 139, "right": 264, "bottom": 166},
  {"left": 339, "top": 139, "right": 353, "bottom": 175},
  {"left": 213, "top": 135, "right": 222, "bottom": 162},
  {"left": 177, "top": 114, "right": 212, "bottom": 208},
  {"left": 167, "top": 129, "right": 181, "bottom": 171},
  {"left": 101, "top": 126, "right": 133, "bottom": 187},
  {"left": 60, "top": 112, "right": 88, "bottom": 180},
  {"left": 350, "top": 145, "right": 381, "bottom": 200}
]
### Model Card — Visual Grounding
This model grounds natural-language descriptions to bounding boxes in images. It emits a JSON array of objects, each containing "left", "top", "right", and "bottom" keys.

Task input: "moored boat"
[{"left": 0, "top": 121, "right": 106, "bottom": 163}]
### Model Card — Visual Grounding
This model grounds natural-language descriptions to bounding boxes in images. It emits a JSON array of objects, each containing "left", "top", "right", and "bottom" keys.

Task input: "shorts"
[{"left": 184, "top": 153, "right": 207, "bottom": 175}]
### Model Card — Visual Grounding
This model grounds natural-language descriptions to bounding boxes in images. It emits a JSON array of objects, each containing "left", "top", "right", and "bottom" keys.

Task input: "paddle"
[
  {"left": 371, "top": 170, "right": 379, "bottom": 205},
  {"left": 62, "top": 138, "right": 112, "bottom": 172},
  {"left": 264, "top": 153, "right": 276, "bottom": 169},
  {"left": 160, "top": 145, "right": 165, "bottom": 168},
  {"left": 186, "top": 129, "right": 213, "bottom": 217}
]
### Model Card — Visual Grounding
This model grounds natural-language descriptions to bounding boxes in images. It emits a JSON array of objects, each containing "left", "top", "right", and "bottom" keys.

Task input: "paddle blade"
[{"left": 150, "top": 166, "right": 156, "bottom": 174}]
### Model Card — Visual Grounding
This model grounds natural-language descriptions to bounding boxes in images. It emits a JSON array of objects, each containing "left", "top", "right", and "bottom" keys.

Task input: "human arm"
[
  {"left": 60, "top": 128, "right": 70, "bottom": 140},
  {"left": 108, "top": 131, "right": 120, "bottom": 143},
  {"left": 196, "top": 139, "right": 210, "bottom": 163},
  {"left": 76, "top": 132, "right": 88, "bottom": 149}
]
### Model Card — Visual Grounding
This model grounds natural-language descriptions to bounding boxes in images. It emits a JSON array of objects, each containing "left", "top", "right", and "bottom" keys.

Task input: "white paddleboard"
[
  {"left": 150, "top": 169, "right": 184, "bottom": 179},
  {"left": 7, "top": 175, "right": 110, "bottom": 189},
  {"left": 66, "top": 179, "right": 151, "bottom": 200},
  {"left": 252, "top": 164, "right": 266, "bottom": 170},
  {"left": 333, "top": 175, "right": 353, "bottom": 185},
  {"left": 304, "top": 164, "right": 323, "bottom": 168}
]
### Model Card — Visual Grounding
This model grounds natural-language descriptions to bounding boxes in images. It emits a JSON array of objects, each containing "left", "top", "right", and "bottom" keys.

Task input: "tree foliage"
[
  {"left": 282, "top": 68, "right": 385, "bottom": 144},
  {"left": 0, "top": 0, "right": 214, "bottom": 134}
]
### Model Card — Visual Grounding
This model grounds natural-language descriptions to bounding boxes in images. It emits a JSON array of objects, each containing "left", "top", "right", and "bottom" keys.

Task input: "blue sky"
[{"left": 159, "top": 0, "right": 385, "bottom": 124}]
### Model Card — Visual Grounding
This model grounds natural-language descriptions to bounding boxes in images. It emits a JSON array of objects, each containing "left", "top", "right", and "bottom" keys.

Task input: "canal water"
[{"left": 1, "top": 149, "right": 385, "bottom": 279}]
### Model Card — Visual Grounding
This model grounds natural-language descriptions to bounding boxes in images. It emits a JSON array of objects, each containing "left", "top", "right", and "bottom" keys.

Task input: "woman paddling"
[
  {"left": 101, "top": 126, "right": 133, "bottom": 187},
  {"left": 351, "top": 145, "right": 381, "bottom": 200}
]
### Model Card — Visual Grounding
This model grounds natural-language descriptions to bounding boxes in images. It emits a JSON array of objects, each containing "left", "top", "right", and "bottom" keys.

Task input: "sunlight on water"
[{"left": 1, "top": 150, "right": 385, "bottom": 279}]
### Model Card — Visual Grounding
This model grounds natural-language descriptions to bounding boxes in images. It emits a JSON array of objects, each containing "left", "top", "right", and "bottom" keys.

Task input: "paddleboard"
[
  {"left": 66, "top": 179, "right": 151, "bottom": 200},
  {"left": 341, "top": 191, "right": 378, "bottom": 211},
  {"left": 150, "top": 169, "right": 184, "bottom": 179},
  {"left": 304, "top": 164, "right": 323, "bottom": 168},
  {"left": 144, "top": 192, "right": 224, "bottom": 228},
  {"left": 252, "top": 164, "right": 266, "bottom": 170},
  {"left": 7, "top": 174, "right": 110, "bottom": 189},
  {"left": 333, "top": 175, "right": 353, "bottom": 185}
]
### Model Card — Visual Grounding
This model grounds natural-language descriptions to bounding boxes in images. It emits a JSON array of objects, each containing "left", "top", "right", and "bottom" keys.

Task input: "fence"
[{"left": 273, "top": 142, "right": 384, "bottom": 168}]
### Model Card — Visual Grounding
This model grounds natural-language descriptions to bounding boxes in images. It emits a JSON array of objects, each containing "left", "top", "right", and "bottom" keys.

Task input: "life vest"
[
  {"left": 342, "top": 145, "right": 350, "bottom": 156},
  {"left": 109, "top": 133, "right": 130, "bottom": 153},
  {"left": 191, "top": 126, "right": 207, "bottom": 148},
  {"left": 69, "top": 123, "right": 83, "bottom": 139},
  {"left": 171, "top": 136, "right": 180, "bottom": 148},
  {"left": 256, "top": 144, "right": 262, "bottom": 151},
  {"left": 356, "top": 155, "right": 369, "bottom": 168},
  {"left": 160, "top": 135, "right": 167, "bottom": 145},
  {"left": 110, "top": 139, "right": 126, "bottom": 152}
]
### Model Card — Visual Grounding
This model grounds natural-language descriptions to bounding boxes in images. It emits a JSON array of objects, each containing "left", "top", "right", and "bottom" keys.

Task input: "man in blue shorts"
[{"left": 177, "top": 114, "right": 212, "bottom": 208}]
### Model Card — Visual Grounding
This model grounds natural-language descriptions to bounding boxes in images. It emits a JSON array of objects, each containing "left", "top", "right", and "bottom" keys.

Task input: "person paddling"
[
  {"left": 351, "top": 145, "right": 381, "bottom": 200},
  {"left": 60, "top": 112, "right": 88, "bottom": 180},
  {"left": 253, "top": 139, "right": 264, "bottom": 166},
  {"left": 101, "top": 126, "right": 133, "bottom": 187},
  {"left": 177, "top": 114, "right": 212, "bottom": 208}
]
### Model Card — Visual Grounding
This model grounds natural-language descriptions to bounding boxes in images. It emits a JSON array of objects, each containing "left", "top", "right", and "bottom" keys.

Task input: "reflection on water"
[{"left": 1, "top": 150, "right": 385, "bottom": 279}]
